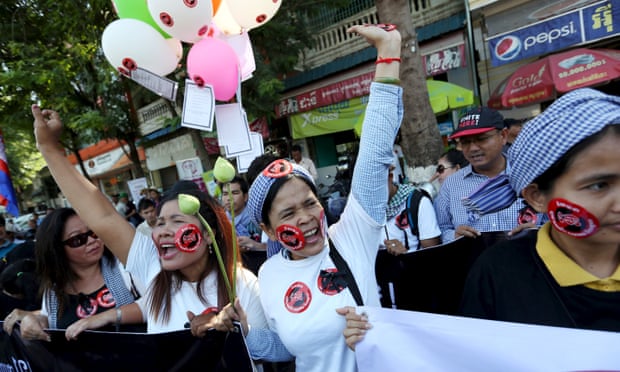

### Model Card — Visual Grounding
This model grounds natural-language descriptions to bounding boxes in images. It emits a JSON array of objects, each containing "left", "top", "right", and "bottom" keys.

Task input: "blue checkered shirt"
[
  {"left": 352, "top": 82, "right": 403, "bottom": 223},
  {"left": 434, "top": 159, "right": 524, "bottom": 243}
]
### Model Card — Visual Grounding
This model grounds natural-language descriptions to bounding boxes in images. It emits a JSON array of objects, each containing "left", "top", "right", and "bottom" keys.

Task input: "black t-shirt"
[{"left": 460, "top": 231, "right": 620, "bottom": 332}]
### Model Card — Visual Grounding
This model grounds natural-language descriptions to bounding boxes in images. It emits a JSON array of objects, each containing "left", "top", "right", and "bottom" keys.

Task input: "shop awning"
[
  {"left": 290, "top": 80, "right": 474, "bottom": 139},
  {"left": 488, "top": 48, "right": 620, "bottom": 109}
]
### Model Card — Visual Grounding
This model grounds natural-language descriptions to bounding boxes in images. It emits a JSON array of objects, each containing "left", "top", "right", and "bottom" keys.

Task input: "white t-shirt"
[
  {"left": 380, "top": 196, "right": 441, "bottom": 252},
  {"left": 258, "top": 195, "right": 381, "bottom": 372},
  {"left": 127, "top": 232, "right": 267, "bottom": 334},
  {"left": 392, "top": 144, "right": 404, "bottom": 182},
  {"left": 136, "top": 220, "right": 153, "bottom": 237}
]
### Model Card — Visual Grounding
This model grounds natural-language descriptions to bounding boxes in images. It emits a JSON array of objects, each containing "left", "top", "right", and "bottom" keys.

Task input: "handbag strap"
[{"left": 328, "top": 239, "right": 364, "bottom": 306}]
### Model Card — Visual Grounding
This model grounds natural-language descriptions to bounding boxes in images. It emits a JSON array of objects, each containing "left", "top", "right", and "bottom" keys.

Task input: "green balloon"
[{"left": 112, "top": 0, "right": 171, "bottom": 38}]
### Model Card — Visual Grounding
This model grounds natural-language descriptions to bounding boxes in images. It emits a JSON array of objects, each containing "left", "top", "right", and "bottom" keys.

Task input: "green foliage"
[
  {"left": 241, "top": 0, "right": 354, "bottom": 120},
  {"left": 0, "top": 0, "right": 356, "bottom": 196}
]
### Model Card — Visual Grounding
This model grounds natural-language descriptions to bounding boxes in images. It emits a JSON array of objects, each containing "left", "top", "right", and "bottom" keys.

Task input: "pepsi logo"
[{"left": 494, "top": 36, "right": 521, "bottom": 62}]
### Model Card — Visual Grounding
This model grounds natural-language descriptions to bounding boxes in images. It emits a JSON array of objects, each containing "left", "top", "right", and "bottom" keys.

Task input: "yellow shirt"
[{"left": 536, "top": 223, "right": 620, "bottom": 292}]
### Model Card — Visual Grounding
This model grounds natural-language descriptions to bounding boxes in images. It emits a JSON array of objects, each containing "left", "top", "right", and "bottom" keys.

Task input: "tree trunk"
[
  {"left": 67, "top": 129, "right": 94, "bottom": 184},
  {"left": 375, "top": 0, "right": 442, "bottom": 172}
]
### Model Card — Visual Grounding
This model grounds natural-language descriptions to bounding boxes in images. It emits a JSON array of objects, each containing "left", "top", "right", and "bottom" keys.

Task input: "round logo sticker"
[
  {"left": 175, "top": 224, "right": 203, "bottom": 252},
  {"left": 263, "top": 159, "right": 293, "bottom": 178},
  {"left": 317, "top": 268, "right": 346, "bottom": 296},
  {"left": 96, "top": 288, "right": 116, "bottom": 308},
  {"left": 276, "top": 224, "right": 305, "bottom": 251},
  {"left": 395, "top": 210, "right": 410, "bottom": 230},
  {"left": 76, "top": 297, "right": 98, "bottom": 319},
  {"left": 518, "top": 205, "right": 538, "bottom": 225},
  {"left": 284, "top": 281, "right": 312, "bottom": 313},
  {"left": 547, "top": 198, "right": 599, "bottom": 238}
]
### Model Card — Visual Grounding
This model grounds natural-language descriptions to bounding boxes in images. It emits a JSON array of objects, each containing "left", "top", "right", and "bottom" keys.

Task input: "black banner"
[
  {"left": 0, "top": 322, "right": 253, "bottom": 372},
  {"left": 376, "top": 231, "right": 522, "bottom": 315}
]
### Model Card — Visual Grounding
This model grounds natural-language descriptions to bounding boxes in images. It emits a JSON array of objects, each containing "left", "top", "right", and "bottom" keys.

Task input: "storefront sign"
[
  {"left": 423, "top": 45, "right": 466, "bottom": 76},
  {"left": 277, "top": 41, "right": 466, "bottom": 118},
  {"left": 290, "top": 96, "right": 368, "bottom": 139},
  {"left": 78, "top": 146, "right": 126, "bottom": 177},
  {"left": 487, "top": 0, "right": 619, "bottom": 67},
  {"left": 277, "top": 72, "right": 374, "bottom": 118}
]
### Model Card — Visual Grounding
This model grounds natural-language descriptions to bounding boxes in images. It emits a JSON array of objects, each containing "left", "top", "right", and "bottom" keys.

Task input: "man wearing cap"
[
  {"left": 0, "top": 217, "right": 20, "bottom": 259},
  {"left": 434, "top": 107, "right": 524, "bottom": 243}
]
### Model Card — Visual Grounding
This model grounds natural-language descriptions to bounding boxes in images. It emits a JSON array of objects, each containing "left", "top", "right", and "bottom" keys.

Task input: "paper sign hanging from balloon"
[
  {"left": 102, "top": 18, "right": 181, "bottom": 76},
  {"left": 219, "top": 32, "right": 255, "bottom": 81}
]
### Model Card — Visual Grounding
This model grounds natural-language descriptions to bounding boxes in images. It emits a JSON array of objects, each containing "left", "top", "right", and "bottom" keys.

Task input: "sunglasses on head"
[
  {"left": 435, "top": 164, "right": 455, "bottom": 174},
  {"left": 63, "top": 230, "right": 97, "bottom": 248}
]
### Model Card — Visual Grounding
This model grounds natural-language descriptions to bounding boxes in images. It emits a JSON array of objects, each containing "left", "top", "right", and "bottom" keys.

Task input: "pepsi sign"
[
  {"left": 488, "top": 13, "right": 581, "bottom": 67},
  {"left": 487, "top": 0, "right": 620, "bottom": 67}
]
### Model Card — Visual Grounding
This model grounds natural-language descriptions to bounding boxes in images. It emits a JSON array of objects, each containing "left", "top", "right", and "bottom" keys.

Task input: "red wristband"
[
  {"left": 201, "top": 307, "right": 219, "bottom": 315},
  {"left": 376, "top": 57, "right": 401, "bottom": 65},
  {"left": 365, "top": 23, "right": 397, "bottom": 32}
]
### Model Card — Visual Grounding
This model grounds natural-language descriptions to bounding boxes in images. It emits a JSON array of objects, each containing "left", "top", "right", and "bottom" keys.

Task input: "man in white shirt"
[
  {"left": 290, "top": 145, "right": 318, "bottom": 181},
  {"left": 136, "top": 198, "right": 157, "bottom": 236}
]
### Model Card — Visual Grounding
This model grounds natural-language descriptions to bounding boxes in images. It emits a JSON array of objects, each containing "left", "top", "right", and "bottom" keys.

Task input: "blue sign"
[{"left": 487, "top": 0, "right": 620, "bottom": 67}]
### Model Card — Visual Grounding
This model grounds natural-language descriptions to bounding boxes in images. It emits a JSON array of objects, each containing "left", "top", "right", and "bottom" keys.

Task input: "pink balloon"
[{"left": 187, "top": 37, "right": 240, "bottom": 101}]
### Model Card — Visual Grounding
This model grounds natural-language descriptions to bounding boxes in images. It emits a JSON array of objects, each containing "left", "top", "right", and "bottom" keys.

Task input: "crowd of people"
[{"left": 1, "top": 23, "right": 619, "bottom": 371}]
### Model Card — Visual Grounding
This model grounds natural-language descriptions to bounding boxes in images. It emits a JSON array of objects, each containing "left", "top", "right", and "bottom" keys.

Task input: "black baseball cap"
[{"left": 450, "top": 107, "right": 504, "bottom": 139}]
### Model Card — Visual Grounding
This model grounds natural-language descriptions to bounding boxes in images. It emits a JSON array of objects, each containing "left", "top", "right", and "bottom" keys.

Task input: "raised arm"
[
  {"left": 347, "top": 24, "right": 403, "bottom": 224},
  {"left": 32, "top": 105, "right": 135, "bottom": 264}
]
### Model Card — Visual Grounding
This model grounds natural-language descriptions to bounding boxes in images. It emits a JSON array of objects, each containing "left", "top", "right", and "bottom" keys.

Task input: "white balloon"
[
  {"left": 147, "top": 0, "right": 213, "bottom": 43},
  {"left": 212, "top": 0, "right": 242, "bottom": 35},
  {"left": 165, "top": 38, "right": 184, "bottom": 61},
  {"left": 227, "top": 0, "right": 282, "bottom": 30},
  {"left": 101, "top": 19, "right": 180, "bottom": 76}
]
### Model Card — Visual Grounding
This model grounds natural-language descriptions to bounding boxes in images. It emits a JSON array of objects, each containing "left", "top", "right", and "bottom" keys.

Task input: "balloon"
[
  {"left": 212, "top": 0, "right": 222, "bottom": 15},
  {"left": 226, "top": 0, "right": 282, "bottom": 30},
  {"left": 165, "top": 38, "right": 184, "bottom": 61},
  {"left": 219, "top": 32, "right": 255, "bottom": 81},
  {"left": 102, "top": 19, "right": 181, "bottom": 76},
  {"left": 111, "top": 0, "right": 170, "bottom": 38},
  {"left": 212, "top": 0, "right": 242, "bottom": 35},
  {"left": 187, "top": 37, "right": 239, "bottom": 101},
  {"left": 147, "top": 0, "right": 213, "bottom": 43}
]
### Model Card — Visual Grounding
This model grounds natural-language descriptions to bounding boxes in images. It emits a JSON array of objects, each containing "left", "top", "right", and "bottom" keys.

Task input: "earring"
[{"left": 208, "top": 244, "right": 213, "bottom": 254}]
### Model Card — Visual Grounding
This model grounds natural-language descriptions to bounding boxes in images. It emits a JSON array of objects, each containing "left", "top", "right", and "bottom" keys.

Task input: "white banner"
[{"left": 356, "top": 306, "right": 620, "bottom": 372}]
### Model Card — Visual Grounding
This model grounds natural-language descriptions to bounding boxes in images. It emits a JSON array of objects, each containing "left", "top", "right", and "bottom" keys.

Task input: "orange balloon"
[{"left": 212, "top": 0, "right": 222, "bottom": 15}]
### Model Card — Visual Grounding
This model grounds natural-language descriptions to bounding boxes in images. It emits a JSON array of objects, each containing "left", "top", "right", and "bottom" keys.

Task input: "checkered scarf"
[
  {"left": 386, "top": 183, "right": 415, "bottom": 220},
  {"left": 509, "top": 88, "right": 620, "bottom": 195}
]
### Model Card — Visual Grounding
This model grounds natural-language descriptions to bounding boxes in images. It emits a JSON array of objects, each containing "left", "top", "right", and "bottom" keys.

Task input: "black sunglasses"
[
  {"left": 435, "top": 164, "right": 455, "bottom": 174},
  {"left": 63, "top": 230, "right": 97, "bottom": 248}
]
